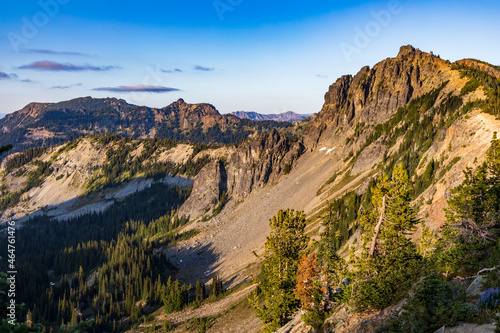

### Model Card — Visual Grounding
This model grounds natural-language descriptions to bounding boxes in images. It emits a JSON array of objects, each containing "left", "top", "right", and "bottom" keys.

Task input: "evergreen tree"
[
  {"left": 249, "top": 209, "right": 309, "bottom": 332},
  {"left": 195, "top": 281, "right": 205, "bottom": 303},
  {"left": 209, "top": 275, "right": 223, "bottom": 298},
  {"left": 0, "top": 258, "right": 41, "bottom": 332},
  {"left": 435, "top": 133, "right": 500, "bottom": 275},
  {"left": 295, "top": 253, "right": 326, "bottom": 331},
  {"left": 317, "top": 205, "right": 349, "bottom": 293},
  {"left": 445, "top": 163, "right": 493, "bottom": 242},
  {"left": 351, "top": 164, "right": 422, "bottom": 310}
]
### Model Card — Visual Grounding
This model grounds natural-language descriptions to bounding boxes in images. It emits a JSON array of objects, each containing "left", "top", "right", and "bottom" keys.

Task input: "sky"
[{"left": 0, "top": 0, "right": 499, "bottom": 115}]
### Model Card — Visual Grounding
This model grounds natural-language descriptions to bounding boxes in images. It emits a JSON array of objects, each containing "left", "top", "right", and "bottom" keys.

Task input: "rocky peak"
[
  {"left": 164, "top": 99, "right": 220, "bottom": 118},
  {"left": 397, "top": 44, "right": 416, "bottom": 57},
  {"left": 170, "top": 98, "right": 186, "bottom": 107},
  {"left": 307, "top": 45, "right": 451, "bottom": 146}
]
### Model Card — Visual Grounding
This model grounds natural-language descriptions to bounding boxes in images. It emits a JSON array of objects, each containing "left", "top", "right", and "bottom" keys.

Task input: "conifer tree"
[
  {"left": 0, "top": 258, "right": 41, "bottom": 332},
  {"left": 486, "top": 132, "right": 500, "bottom": 216},
  {"left": 318, "top": 205, "right": 349, "bottom": 292},
  {"left": 295, "top": 253, "right": 326, "bottom": 330},
  {"left": 352, "top": 164, "right": 422, "bottom": 310},
  {"left": 249, "top": 209, "right": 309, "bottom": 332},
  {"left": 195, "top": 281, "right": 205, "bottom": 303},
  {"left": 436, "top": 133, "right": 500, "bottom": 275}
]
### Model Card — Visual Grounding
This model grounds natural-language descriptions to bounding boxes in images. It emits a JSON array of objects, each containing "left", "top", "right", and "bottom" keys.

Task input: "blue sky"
[{"left": 0, "top": 0, "right": 499, "bottom": 115}]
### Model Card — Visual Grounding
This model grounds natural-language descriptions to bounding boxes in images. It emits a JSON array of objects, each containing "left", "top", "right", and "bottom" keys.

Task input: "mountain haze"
[{"left": 231, "top": 111, "right": 309, "bottom": 122}]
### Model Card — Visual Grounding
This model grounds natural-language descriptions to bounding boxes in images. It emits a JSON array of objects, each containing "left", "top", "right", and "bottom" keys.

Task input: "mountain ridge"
[
  {"left": 231, "top": 110, "right": 310, "bottom": 122},
  {"left": 0, "top": 97, "right": 294, "bottom": 151}
]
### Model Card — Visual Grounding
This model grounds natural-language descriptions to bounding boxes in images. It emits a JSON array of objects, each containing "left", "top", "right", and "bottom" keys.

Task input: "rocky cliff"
[
  {"left": 305, "top": 45, "right": 462, "bottom": 146},
  {"left": 178, "top": 129, "right": 304, "bottom": 220}
]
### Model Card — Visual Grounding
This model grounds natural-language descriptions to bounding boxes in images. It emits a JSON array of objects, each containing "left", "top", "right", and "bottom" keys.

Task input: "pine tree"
[
  {"left": 435, "top": 133, "right": 500, "bottom": 275},
  {"left": 195, "top": 281, "right": 205, "bottom": 303},
  {"left": 486, "top": 132, "right": 500, "bottom": 215},
  {"left": 248, "top": 209, "right": 309, "bottom": 332},
  {"left": 318, "top": 204, "right": 349, "bottom": 292},
  {"left": 352, "top": 164, "right": 422, "bottom": 310},
  {"left": 295, "top": 253, "right": 326, "bottom": 330},
  {"left": 296, "top": 254, "right": 318, "bottom": 311}
]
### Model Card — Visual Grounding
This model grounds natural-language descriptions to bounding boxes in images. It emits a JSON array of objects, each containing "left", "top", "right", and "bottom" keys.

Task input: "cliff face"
[
  {"left": 178, "top": 46, "right": 493, "bottom": 222},
  {"left": 305, "top": 45, "right": 456, "bottom": 147},
  {"left": 178, "top": 130, "right": 304, "bottom": 220}
]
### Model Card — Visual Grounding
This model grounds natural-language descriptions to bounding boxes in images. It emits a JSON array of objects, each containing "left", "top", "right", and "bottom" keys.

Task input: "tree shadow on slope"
[{"left": 167, "top": 242, "right": 221, "bottom": 286}]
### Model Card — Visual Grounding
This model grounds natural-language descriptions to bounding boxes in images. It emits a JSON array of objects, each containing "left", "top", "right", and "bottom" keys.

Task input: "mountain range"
[
  {"left": 1, "top": 45, "right": 500, "bottom": 332},
  {"left": 231, "top": 110, "right": 310, "bottom": 122},
  {"left": 0, "top": 97, "right": 294, "bottom": 152}
]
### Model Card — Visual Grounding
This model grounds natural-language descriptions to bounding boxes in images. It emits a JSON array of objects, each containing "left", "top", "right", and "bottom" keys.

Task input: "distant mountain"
[
  {"left": 0, "top": 97, "right": 294, "bottom": 152},
  {"left": 0, "top": 113, "right": 6, "bottom": 119},
  {"left": 231, "top": 111, "right": 310, "bottom": 122}
]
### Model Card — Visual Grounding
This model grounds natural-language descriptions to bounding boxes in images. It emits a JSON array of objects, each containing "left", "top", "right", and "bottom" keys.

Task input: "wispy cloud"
[
  {"left": 0, "top": 72, "right": 13, "bottom": 79},
  {"left": 194, "top": 65, "right": 214, "bottom": 71},
  {"left": 93, "top": 84, "right": 180, "bottom": 93},
  {"left": 316, "top": 74, "right": 329, "bottom": 79},
  {"left": 18, "top": 61, "right": 118, "bottom": 71},
  {"left": 0, "top": 72, "right": 33, "bottom": 82},
  {"left": 161, "top": 68, "right": 183, "bottom": 73},
  {"left": 21, "top": 49, "right": 88, "bottom": 56},
  {"left": 51, "top": 83, "right": 83, "bottom": 90}
]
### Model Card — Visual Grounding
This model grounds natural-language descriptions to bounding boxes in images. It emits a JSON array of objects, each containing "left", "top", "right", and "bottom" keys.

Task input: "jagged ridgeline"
[
  {"left": 251, "top": 47, "right": 500, "bottom": 332},
  {"left": 310, "top": 46, "right": 500, "bottom": 251},
  {"left": 0, "top": 97, "right": 294, "bottom": 153}
]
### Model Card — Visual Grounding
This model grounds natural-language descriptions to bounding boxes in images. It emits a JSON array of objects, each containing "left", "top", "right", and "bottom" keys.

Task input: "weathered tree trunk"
[{"left": 370, "top": 195, "right": 387, "bottom": 256}]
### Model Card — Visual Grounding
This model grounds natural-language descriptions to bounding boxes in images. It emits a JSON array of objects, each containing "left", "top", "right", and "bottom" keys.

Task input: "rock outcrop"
[
  {"left": 178, "top": 130, "right": 304, "bottom": 220},
  {"left": 304, "top": 45, "right": 455, "bottom": 148}
]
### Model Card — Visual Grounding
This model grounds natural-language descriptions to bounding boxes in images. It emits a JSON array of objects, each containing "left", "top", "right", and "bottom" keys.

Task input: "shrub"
[
  {"left": 377, "top": 273, "right": 475, "bottom": 332},
  {"left": 461, "top": 79, "right": 481, "bottom": 96}
]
